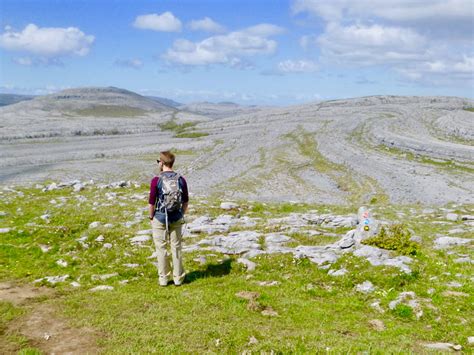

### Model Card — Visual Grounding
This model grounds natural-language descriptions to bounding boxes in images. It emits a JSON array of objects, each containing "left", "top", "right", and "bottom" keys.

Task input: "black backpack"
[{"left": 156, "top": 172, "right": 182, "bottom": 213}]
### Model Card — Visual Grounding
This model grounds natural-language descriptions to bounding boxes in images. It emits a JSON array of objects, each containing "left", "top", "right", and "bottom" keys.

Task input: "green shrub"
[{"left": 362, "top": 224, "right": 419, "bottom": 255}]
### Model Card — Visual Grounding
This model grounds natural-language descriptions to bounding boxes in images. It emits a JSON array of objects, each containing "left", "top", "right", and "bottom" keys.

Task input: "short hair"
[{"left": 159, "top": 151, "right": 175, "bottom": 168}]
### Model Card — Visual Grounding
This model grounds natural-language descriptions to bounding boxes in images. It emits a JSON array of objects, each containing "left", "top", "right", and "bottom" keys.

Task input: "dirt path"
[{"left": 0, "top": 282, "right": 100, "bottom": 354}]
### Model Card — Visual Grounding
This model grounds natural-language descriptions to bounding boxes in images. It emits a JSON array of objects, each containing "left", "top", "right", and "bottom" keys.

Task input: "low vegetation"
[
  {"left": 362, "top": 224, "right": 420, "bottom": 255},
  {"left": 0, "top": 184, "right": 472, "bottom": 353},
  {"left": 159, "top": 119, "right": 208, "bottom": 139}
]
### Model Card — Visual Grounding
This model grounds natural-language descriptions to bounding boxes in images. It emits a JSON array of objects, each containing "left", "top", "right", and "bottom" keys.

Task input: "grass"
[
  {"left": 74, "top": 105, "right": 147, "bottom": 117},
  {"left": 159, "top": 117, "right": 209, "bottom": 139},
  {"left": 0, "top": 185, "right": 473, "bottom": 353},
  {"left": 463, "top": 107, "right": 474, "bottom": 112}
]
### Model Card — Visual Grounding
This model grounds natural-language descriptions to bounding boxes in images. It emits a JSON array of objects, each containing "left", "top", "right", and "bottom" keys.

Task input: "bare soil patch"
[{"left": 0, "top": 282, "right": 100, "bottom": 354}]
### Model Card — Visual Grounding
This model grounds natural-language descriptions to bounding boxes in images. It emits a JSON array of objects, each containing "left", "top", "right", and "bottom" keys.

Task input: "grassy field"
[{"left": 0, "top": 183, "right": 473, "bottom": 353}]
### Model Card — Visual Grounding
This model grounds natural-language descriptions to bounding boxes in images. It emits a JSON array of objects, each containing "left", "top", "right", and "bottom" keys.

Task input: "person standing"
[{"left": 148, "top": 151, "right": 189, "bottom": 286}]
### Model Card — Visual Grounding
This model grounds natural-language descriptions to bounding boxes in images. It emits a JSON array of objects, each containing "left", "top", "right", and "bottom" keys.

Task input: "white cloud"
[
  {"left": 291, "top": 0, "right": 474, "bottom": 24},
  {"left": 398, "top": 55, "right": 474, "bottom": 85},
  {"left": 317, "top": 23, "right": 428, "bottom": 66},
  {"left": 277, "top": 59, "right": 318, "bottom": 73},
  {"left": 133, "top": 12, "right": 182, "bottom": 32},
  {"left": 13, "top": 57, "right": 33, "bottom": 66},
  {"left": 163, "top": 23, "right": 283, "bottom": 66},
  {"left": 115, "top": 58, "right": 143, "bottom": 69},
  {"left": 13, "top": 56, "right": 64, "bottom": 66},
  {"left": 188, "top": 17, "right": 225, "bottom": 33},
  {"left": 0, "top": 24, "right": 94, "bottom": 57}
]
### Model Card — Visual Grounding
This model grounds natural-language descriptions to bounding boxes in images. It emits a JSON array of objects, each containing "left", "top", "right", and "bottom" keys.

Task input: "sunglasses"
[{"left": 157, "top": 160, "right": 161, "bottom": 164}]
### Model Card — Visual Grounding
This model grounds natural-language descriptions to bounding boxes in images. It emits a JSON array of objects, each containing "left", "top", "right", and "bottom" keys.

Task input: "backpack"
[{"left": 156, "top": 172, "right": 182, "bottom": 213}]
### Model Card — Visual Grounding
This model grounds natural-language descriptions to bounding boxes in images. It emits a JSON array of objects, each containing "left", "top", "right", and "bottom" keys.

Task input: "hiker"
[{"left": 148, "top": 151, "right": 189, "bottom": 286}]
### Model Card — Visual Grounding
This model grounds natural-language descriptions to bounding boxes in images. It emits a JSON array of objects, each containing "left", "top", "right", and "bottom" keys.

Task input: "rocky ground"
[{"left": 1, "top": 88, "right": 472, "bottom": 206}]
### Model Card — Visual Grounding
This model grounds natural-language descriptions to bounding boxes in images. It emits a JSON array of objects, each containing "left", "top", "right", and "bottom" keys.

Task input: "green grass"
[
  {"left": 74, "top": 105, "right": 147, "bottom": 117},
  {"left": 0, "top": 185, "right": 473, "bottom": 353},
  {"left": 463, "top": 107, "right": 474, "bottom": 112},
  {"left": 159, "top": 119, "right": 209, "bottom": 139}
]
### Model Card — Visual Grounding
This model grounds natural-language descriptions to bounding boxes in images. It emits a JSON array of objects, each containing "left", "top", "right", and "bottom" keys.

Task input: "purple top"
[{"left": 148, "top": 172, "right": 189, "bottom": 206}]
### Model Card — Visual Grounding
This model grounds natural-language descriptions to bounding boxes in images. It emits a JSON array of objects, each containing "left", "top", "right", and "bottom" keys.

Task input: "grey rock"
[
  {"left": 355, "top": 281, "right": 375, "bottom": 294},
  {"left": 423, "top": 343, "right": 462, "bottom": 351},
  {"left": 103, "top": 243, "right": 113, "bottom": 249},
  {"left": 237, "top": 258, "right": 256, "bottom": 271},
  {"left": 34, "top": 275, "right": 69, "bottom": 284},
  {"left": 89, "top": 221, "right": 101, "bottom": 228},
  {"left": 0, "top": 228, "right": 12, "bottom": 233},
  {"left": 446, "top": 213, "right": 459, "bottom": 221},
  {"left": 90, "top": 285, "right": 114, "bottom": 291},
  {"left": 92, "top": 273, "right": 118, "bottom": 281},
  {"left": 461, "top": 215, "right": 474, "bottom": 221},
  {"left": 328, "top": 268, "right": 348, "bottom": 276},
  {"left": 220, "top": 202, "right": 239, "bottom": 210},
  {"left": 198, "top": 231, "right": 261, "bottom": 254},
  {"left": 130, "top": 235, "right": 151, "bottom": 245},
  {"left": 434, "top": 236, "right": 472, "bottom": 249}
]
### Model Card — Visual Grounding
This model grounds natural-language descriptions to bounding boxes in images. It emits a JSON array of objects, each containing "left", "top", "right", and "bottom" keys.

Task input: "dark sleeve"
[
  {"left": 148, "top": 176, "right": 159, "bottom": 205},
  {"left": 180, "top": 176, "right": 189, "bottom": 203}
]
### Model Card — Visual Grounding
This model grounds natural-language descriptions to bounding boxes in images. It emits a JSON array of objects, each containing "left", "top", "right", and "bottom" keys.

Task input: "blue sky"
[{"left": 0, "top": 0, "right": 473, "bottom": 105}]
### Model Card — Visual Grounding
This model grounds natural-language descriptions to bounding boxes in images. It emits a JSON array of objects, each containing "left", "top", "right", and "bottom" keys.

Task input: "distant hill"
[
  {"left": 0, "top": 93, "right": 35, "bottom": 107},
  {"left": 146, "top": 96, "right": 182, "bottom": 108},
  {"left": 180, "top": 101, "right": 268, "bottom": 119},
  {"left": 0, "top": 87, "right": 176, "bottom": 116}
]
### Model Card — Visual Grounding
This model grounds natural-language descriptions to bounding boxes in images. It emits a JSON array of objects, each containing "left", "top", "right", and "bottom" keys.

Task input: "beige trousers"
[{"left": 151, "top": 218, "right": 185, "bottom": 286}]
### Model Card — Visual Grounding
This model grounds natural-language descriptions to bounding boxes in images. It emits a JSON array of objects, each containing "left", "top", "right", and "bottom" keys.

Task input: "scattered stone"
[
  {"left": 248, "top": 336, "right": 259, "bottom": 345},
  {"left": 130, "top": 235, "right": 151, "bottom": 245},
  {"left": 423, "top": 343, "right": 462, "bottom": 351},
  {"left": 256, "top": 281, "right": 280, "bottom": 286},
  {"left": 369, "top": 319, "right": 385, "bottom": 331},
  {"left": 40, "top": 214, "right": 50, "bottom": 221},
  {"left": 448, "top": 228, "right": 465, "bottom": 234},
  {"left": 91, "top": 273, "right": 118, "bottom": 281},
  {"left": 199, "top": 231, "right": 261, "bottom": 255},
  {"left": 442, "top": 291, "right": 469, "bottom": 297},
  {"left": 261, "top": 307, "right": 278, "bottom": 317},
  {"left": 389, "top": 291, "right": 423, "bottom": 319},
  {"left": 370, "top": 300, "right": 385, "bottom": 313},
  {"left": 461, "top": 215, "right": 474, "bottom": 221},
  {"left": 236, "top": 291, "right": 260, "bottom": 301},
  {"left": 0, "top": 227, "right": 12, "bottom": 233},
  {"left": 73, "top": 183, "right": 85, "bottom": 192},
  {"left": 468, "top": 336, "right": 474, "bottom": 345},
  {"left": 89, "top": 221, "right": 101, "bottom": 229},
  {"left": 56, "top": 259, "right": 68, "bottom": 267},
  {"left": 446, "top": 213, "right": 459, "bottom": 221},
  {"left": 220, "top": 202, "right": 239, "bottom": 210},
  {"left": 446, "top": 281, "right": 462, "bottom": 288},
  {"left": 39, "top": 244, "right": 51, "bottom": 253},
  {"left": 104, "top": 223, "right": 113, "bottom": 228},
  {"left": 123, "top": 263, "right": 139, "bottom": 268},
  {"left": 95, "top": 235, "right": 105, "bottom": 242},
  {"left": 103, "top": 243, "right": 113, "bottom": 249},
  {"left": 355, "top": 281, "right": 375, "bottom": 294},
  {"left": 328, "top": 268, "right": 348, "bottom": 277},
  {"left": 34, "top": 275, "right": 69, "bottom": 284},
  {"left": 90, "top": 285, "right": 114, "bottom": 292},
  {"left": 434, "top": 236, "right": 472, "bottom": 249},
  {"left": 119, "top": 280, "right": 129, "bottom": 285},
  {"left": 70, "top": 281, "right": 81, "bottom": 288},
  {"left": 454, "top": 257, "right": 473, "bottom": 264},
  {"left": 237, "top": 258, "right": 256, "bottom": 271}
]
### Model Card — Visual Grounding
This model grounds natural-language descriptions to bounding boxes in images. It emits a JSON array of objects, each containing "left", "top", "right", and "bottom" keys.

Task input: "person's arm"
[
  {"left": 149, "top": 204, "right": 155, "bottom": 220},
  {"left": 181, "top": 176, "right": 189, "bottom": 214},
  {"left": 148, "top": 177, "right": 158, "bottom": 221}
]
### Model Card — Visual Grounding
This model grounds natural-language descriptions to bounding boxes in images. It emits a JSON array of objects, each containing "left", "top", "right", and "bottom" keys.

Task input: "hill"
[{"left": 0, "top": 93, "right": 35, "bottom": 107}]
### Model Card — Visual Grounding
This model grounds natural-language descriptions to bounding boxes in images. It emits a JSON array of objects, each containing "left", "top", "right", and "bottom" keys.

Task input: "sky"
[{"left": 0, "top": 0, "right": 473, "bottom": 105}]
